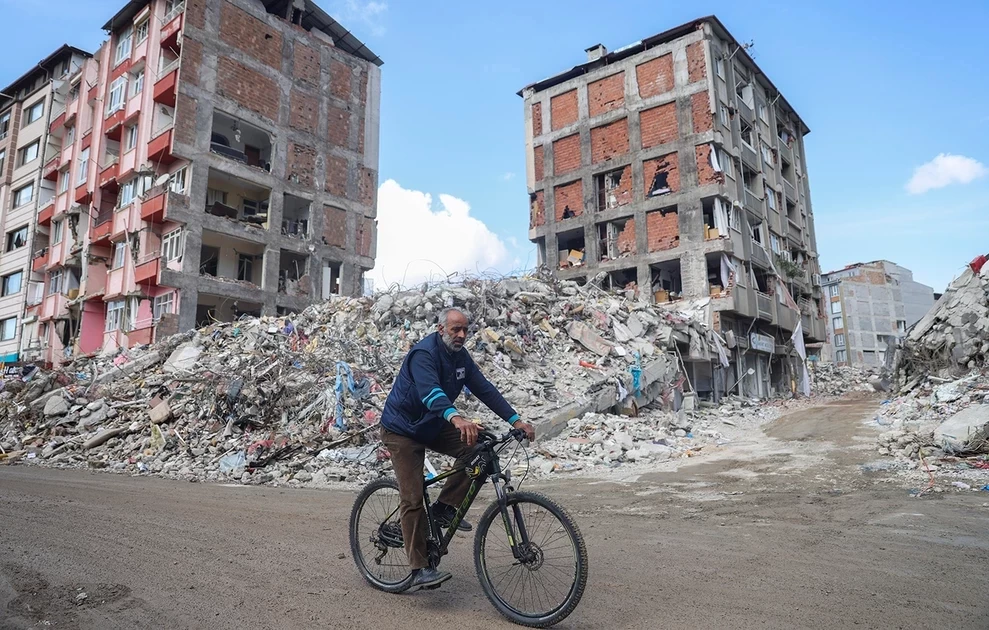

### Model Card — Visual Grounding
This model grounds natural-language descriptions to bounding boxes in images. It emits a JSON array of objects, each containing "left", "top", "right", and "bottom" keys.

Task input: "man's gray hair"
[{"left": 438, "top": 307, "right": 469, "bottom": 326}]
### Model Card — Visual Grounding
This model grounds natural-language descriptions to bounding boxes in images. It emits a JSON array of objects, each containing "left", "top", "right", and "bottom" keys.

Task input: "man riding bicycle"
[{"left": 380, "top": 307, "right": 536, "bottom": 591}]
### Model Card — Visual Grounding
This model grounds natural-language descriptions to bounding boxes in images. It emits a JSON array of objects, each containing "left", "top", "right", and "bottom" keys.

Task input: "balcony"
[
  {"left": 43, "top": 155, "right": 61, "bottom": 180},
  {"left": 750, "top": 243, "right": 771, "bottom": 269},
  {"left": 32, "top": 249, "right": 49, "bottom": 272},
  {"left": 38, "top": 200, "right": 55, "bottom": 225},
  {"left": 87, "top": 82, "right": 98, "bottom": 104},
  {"left": 99, "top": 157, "right": 120, "bottom": 189},
  {"left": 743, "top": 189, "right": 762, "bottom": 216},
  {"left": 49, "top": 110, "right": 66, "bottom": 134},
  {"left": 134, "top": 255, "right": 161, "bottom": 286},
  {"left": 148, "top": 128, "right": 176, "bottom": 165},
  {"left": 74, "top": 183, "right": 92, "bottom": 205},
  {"left": 90, "top": 208, "right": 113, "bottom": 244},
  {"left": 740, "top": 142, "right": 759, "bottom": 170},
  {"left": 782, "top": 177, "right": 797, "bottom": 203},
  {"left": 104, "top": 108, "right": 126, "bottom": 140},
  {"left": 161, "top": 4, "right": 185, "bottom": 49},
  {"left": 776, "top": 300, "right": 797, "bottom": 331},
  {"left": 153, "top": 64, "right": 178, "bottom": 107},
  {"left": 778, "top": 140, "right": 793, "bottom": 165},
  {"left": 756, "top": 291, "right": 774, "bottom": 321}
]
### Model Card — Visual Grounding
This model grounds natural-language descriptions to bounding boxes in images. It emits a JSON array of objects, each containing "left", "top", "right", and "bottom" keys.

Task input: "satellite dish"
[{"left": 154, "top": 174, "right": 170, "bottom": 187}]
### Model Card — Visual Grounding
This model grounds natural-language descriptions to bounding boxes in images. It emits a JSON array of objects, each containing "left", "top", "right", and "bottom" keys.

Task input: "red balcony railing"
[
  {"left": 32, "top": 248, "right": 49, "bottom": 272},
  {"left": 38, "top": 200, "right": 55, "bottom": 225},
  {"left": 153, "top": 66, "right": 178, "bottom": 107},
  {"left": 147, "top": 128, "right": 175, "bottom": 165},
  {"left": 134, "top": 256, "right": 161, "bottom": 285},
  {"left": 43, "top": 155, "right": 61, "bottom": 180}
]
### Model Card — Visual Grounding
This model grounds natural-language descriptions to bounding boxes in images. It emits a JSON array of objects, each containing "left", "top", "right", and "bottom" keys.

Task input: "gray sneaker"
[{"left": 408, "top": 567, "right": 452, "bottom": 591}]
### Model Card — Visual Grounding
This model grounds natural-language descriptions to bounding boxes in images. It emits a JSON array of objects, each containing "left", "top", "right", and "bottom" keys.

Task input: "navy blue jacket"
[{"left": 381, "top": 332, "right": 519, "bottom": 443}]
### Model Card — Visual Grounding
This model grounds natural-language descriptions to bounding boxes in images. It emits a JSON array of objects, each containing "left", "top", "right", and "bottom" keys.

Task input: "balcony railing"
[
  {"left": 756, "top": 291, "right": 774, "bottom": 320},
  {"left": 163, "top": 1, "right": 186, "bottom": 25}
]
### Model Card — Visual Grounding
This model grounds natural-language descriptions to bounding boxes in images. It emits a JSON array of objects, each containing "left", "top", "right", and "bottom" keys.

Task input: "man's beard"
[{"left": 441, "top": 332, "right": 463, "bottom": 352}]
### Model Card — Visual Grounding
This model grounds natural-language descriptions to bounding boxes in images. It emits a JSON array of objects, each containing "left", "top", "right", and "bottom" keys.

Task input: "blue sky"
[{"left": 3, "top": 0, "right": 986, "bottom": 291}]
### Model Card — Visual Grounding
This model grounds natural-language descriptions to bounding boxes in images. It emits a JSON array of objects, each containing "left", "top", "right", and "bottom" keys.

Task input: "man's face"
[{"left": 439, "top": 311, "right": 468, "bottom": 352}]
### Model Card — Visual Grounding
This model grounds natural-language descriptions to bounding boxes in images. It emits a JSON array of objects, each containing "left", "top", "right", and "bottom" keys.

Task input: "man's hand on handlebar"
[
  {"left": 452, "top": 415, "right": 481, "bottom": 446},
  {"left": 512, "top": 421, "right": 536, "bottom": 442}
]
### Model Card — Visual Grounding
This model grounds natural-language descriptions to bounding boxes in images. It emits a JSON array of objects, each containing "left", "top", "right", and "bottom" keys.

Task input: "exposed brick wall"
[
  {"left": 590, "top": 118, "right": 629, "bottom": 164},
  {"left": 533, "top": 145, "right": 544, "bottom": 182},
  {"left": 290, "top": 89, "right": 318, "bottom": 134},
  {"left": 695, "top": 144, "right": 720, "bottom": 185},
  {"left": 529, "top": 191, "right": 545, "bottom": 228},
  {"left": 327, "top": 105, "right": 350, "bottom": 148},
  {"left": 185, "top": 0, "right": 206, "bottom": 29},
  {"left": 219, "top": 1, "right": 283, "bottom": 69},
  {"left": 180, "top": 38, "right": 203, "bottom": 87},
  {"left": 687, "top": 41, "right": 706, "bottom": 83},
  {"left": 531, "top": 102, "right": 543, "bottom": 137},
  {"left": 691, "top": 92, "right": 713, "bottom": 133},
  {"left": 643, "top": 153, "right": 680, "bottom": 197},
  {"left": 616, "top": 218, "right": 636, "bottom": 254},
  {"left": 329, "top": 60, "right": 351, "bottom": 100},
  {"left": 639, "top": 102, "right": 677, "bottom": 149},
  {"left": 357, "top": 167, "right": 376, "bottom": 206},
  {"left": 324, "top": 205, "right": 347, "bottom": 247},
  {"left": 325, "top": 155, "right": 348, "bottom": 197},
  {"left": 588, "top": 72, "right": 625, "bottom": 117},
  {"left": 287, "top": 143, "right": 317, "bottom": 187},
  {"left": 173, "top": 92, "right": 197, "bottom": 148},
  {"left": 550, "top": 89, "right": 578, "bottom": 131},
  {"left": 216, "top": 57, "right": 279, "bottom": 120},
  {"left": 636, "top": 54, "right": 673, "bottom": 98},
  {"left": 646, "top": 207, "right": 679, "bottom": 252},
  {"left": 553, "top": 134, "right": 581, "bottom": 176},
  {"left": 357, "top": 113, "right": 365, "bottom": 156},
  {"left": 554, "top": 180, "right": 583, "bottom": 221},
  {"left": 356, "top": 215, "right": 373, "bottom": 257},
  {"left": 293, "top": 42, "right": 320, "bottom": 86}
]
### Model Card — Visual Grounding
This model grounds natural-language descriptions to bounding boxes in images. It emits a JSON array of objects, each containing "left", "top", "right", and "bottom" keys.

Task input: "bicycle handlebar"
[{"left": 477, "top": 427, "right": 526, "bottom": 447}]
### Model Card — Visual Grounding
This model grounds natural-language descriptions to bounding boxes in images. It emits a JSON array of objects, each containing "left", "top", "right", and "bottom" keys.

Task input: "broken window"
[
  {"left": 200, "top": 245, "right": 219, "bottom": 277},
  {"left": 702, "top": 198, "right": 730, "bottom": 239},
  {"left": 734, "top": 69, "right": 754, "bottom": 108},
  {"left": 749, "top": 221, "right": 764, "bottom": 248},
  {"left": 278, "top": 250, "right": 309, "bottom": 296},
  {"left": 606, "top": 268, "right": 638, "bottom": 295},
  {"left": 740, "top": 119, "right": 754, "bottom": 149},
  {"left": 597, "top": 218, "right": 635, "bottom": 261},
  {"left": 206, "top": 168, "right": 271, "bottom": 229},
  {"left": 556, "top": 229, "right": 585, "bottom": 268},
  {"left": 595, "top": 168, "right": 629, "bottom": 211},
  {"left": 237, "top": 254, "right": 255, "bottom": 282},
  {"left": 283, "top": 194, "right": 312, "bottom": 239},
  {"left": 210, "top": 111, "right": 272, "bottom": 171},
  {"left": 752, "top": 267, "right": 772, "bottom": 294},
  {"left": 321, "top": 261, "right": 342, "bottom": 299},
  {"left": 707, "top": 253, "right": 735, "bottom": 297},
  {"left": 5, "top": 226, "right": 28, "bottom": 252},
  {"left": 650, "top": 260, "right": 682, "bottom": 303}
]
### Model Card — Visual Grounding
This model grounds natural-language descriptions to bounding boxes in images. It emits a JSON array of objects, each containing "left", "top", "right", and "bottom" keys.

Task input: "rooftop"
[
  {"left": 103, "top": 0, "right": 381, "bottom": 66},
  {"left": 517, "top": 15, "right": 808, "bottom": 135},
  {"left": 0, "top": 44, "right": 91, "bottom": 107}
]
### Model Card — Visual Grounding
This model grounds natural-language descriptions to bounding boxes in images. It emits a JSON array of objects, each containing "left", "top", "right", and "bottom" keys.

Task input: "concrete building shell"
[{"left": 520, "top": 16, "right": 827, "bottom": 398}]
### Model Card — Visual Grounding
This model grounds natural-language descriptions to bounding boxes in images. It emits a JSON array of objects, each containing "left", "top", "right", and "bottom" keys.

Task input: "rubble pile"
[
  {"left": 808, "top": 363, "right": 878, "bottom": 396},
  {"left": 0, "top": 274, "right": 733, "bottom": 485},
  {"left": 876, "top": 255, "right": 989, "bottom": 471}
]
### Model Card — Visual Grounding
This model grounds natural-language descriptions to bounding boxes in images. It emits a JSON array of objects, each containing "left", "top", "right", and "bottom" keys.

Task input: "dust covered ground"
[{"left": 2, "top": 393, "right": 987, "bottom": 629}]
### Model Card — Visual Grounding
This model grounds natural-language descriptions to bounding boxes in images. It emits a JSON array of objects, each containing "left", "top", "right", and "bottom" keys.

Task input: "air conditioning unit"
[{"left": 812, "top": 273, "right": 821, "bottom": 287}]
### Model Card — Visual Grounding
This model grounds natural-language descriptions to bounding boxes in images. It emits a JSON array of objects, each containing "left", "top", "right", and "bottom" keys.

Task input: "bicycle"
[{"left": 349, "top": 428, "right": 588, "bottom": 628}]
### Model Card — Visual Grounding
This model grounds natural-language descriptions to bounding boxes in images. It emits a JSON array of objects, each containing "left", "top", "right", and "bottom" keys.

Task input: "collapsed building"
[
  {"left": 519, "top": 16, "right": 827, "bottom": 399},
  {"left": 0, "top": 274, "right": 841, "bottom": 483}
]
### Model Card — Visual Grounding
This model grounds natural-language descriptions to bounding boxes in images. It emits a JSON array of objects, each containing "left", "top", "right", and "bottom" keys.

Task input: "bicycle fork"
[{"left": 492, "top": 479, "right": 535, "bottom": 563}]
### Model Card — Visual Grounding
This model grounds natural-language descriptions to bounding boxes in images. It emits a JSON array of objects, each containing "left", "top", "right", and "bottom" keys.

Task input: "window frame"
[
  {"left": 107, "top": 77, "right": 128, "bottom": 114},
  {"left": 112, "top": 241, "right": 127, "bottom": 269},
  {"left": 153, "top": 292, "right": 175, "bottom": 321},
  {"left": 23, "top": 100, "right": 44, "bottom": 126},
  {"left": 1, "top": 270, "right": 23, "bottom": 296},
  {"left": 835, "top": 349, "right": 847, "bottom": 363},
  {"left": 169, "top": 167, "right": 188, "bottom": 194},
  {"left": 115, "top": 27, "right": 133, "bottom": 65},
  {"left": 834, "top": 333, "right": 845, "bottom": 347},
  {"left": 19, "top": 140, "right": 40, "bottom": 166},
  {"left": 77, "top": 147, "right": 90, "bottom": 185},
  {"left": 0, "top": 317, "right": 15, "bottom": 342},
  {"left": 52, "top": 219, "right": 64, "bottom": 244},
  {"left": 5, "top": 226, "right": 29, "bottom": 252},
  {"left": 135, "top": 18, "right": 149, "bottom": 44},
  {"left": 48, "top": 269, "right": 63, "bottom": 295},
  {"left": 106, "top": 299, "right": 125, "bottom": 331},
  {"left": 124, "top": 124, "right": 139, "bottom": 152},
  {"left": 832, "top": 316, "right": 843, "bottom": 331},
  {"left": 131, "top": 68, "right": 145, "bottom": 97},
  {"left": 13, "top": 182, "right": 34, "bottom": 208},
  {"left": 0, "top": 111, "right": 10, "bottom": 139},
  {"left": 162, "top": 229, "right": 184, "bottom": 262},
  {"left": 831, "top": 300, "right": 842, "bottom": 314},
  {"left": 828, "top": 284, "right": 840, "bottom": 298}
]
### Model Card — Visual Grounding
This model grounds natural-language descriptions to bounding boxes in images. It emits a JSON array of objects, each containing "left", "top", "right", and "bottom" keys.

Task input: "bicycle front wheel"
[{"left": 474, "top": 491, "right": 587, "bottom": 628}]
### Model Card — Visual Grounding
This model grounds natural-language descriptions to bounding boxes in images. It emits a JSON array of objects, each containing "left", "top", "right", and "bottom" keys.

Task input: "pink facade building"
[{"left": 22, "top": 0, "right": 381, "bottom": 367}]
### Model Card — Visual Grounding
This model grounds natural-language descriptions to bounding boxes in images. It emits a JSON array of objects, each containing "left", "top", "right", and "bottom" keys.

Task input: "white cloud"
[
  {"left": 501, "top": 172, "right": 516, "bottom": 181},
  {"left": 371, "top": 180, "right": 512, "bottom": 288},
  {"left": 906, "top": 153, "right": 988, "bottom": 194},
  {"left": 328, "top": 0, "right": 388, "bottom": 36}
]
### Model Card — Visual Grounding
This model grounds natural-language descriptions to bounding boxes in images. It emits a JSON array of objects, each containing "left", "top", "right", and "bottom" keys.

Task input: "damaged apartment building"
[
  {"left": 520, "top": 16, "right": 827, "bottom": 398},
  {"left": 822, "top": 260, "right": 935, "bottom": 367},
  {"left": 13, "top": 0, "right": 380, "bottom": 368}
]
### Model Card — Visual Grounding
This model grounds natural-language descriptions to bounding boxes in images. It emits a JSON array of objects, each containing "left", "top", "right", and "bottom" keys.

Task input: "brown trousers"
[{"left": 380, "top": 423, "right": 474, "bottom": 570}]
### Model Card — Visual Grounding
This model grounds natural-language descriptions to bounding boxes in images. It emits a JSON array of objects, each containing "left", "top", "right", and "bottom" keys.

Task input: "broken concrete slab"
[{"left": 933, "top": 406, "right": 989, "bottom": 454}]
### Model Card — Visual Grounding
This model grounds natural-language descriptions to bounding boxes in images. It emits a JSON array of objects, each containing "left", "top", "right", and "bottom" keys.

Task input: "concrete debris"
[
  {"left": 874, "top": 254, "right": 989, "bottom": 476},
  {"left": 0, "top": 273, "right": 821, "bottom": 488}
]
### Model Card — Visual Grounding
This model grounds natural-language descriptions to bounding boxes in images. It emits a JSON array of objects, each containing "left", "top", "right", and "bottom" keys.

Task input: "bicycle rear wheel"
[
  {"left": 349, "top": 478, "right": 414, "bottom": 593},
  {"left": 474, "top": 491, "right": 587, "bottom": 628}
]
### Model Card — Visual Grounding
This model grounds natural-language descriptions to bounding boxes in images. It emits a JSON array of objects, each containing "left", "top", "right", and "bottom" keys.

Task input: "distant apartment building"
[
  {"left": 822, "top": 261, "right": 935, "bottom": 367},
  {"left": 520, "top": 16, "right": 826, "bottom": 398},
  {"left": 17, "top": 0, "right": 381, "bottom": 367},
  {"left": 0, "top": 46, "right": 91, "bottom": 367}
]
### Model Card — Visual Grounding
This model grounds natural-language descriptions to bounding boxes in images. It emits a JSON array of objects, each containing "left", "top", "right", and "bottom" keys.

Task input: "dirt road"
[{"left": 2, "top": 395, "right": 987, "bottom": 629}]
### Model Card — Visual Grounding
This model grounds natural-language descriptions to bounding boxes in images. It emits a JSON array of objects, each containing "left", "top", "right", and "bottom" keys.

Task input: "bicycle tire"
[
  {"left": 349, "top": 478, "right": 414, "bottom": 593},
  {"left": 474, "top": 491, "right": 588, "bottom": 628}
]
